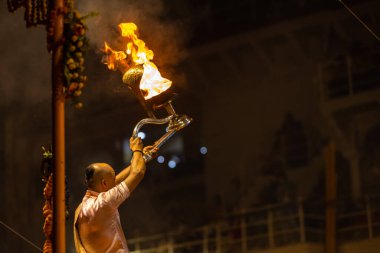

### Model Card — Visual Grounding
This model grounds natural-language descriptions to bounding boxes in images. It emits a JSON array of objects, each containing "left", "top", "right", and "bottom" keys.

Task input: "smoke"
[
  {"left": 0, "top": 0, "right": 191, "bottom": 106},
  {"left": 0, "top": 7, "right": 51, "bottom": 106},
  {"left": 76, "top": 0, "right": 189, "bottom": 69}
]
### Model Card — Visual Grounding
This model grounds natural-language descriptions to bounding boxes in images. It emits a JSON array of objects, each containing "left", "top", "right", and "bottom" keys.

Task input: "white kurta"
[{"left": 75, "top": 182, "right": 130, "bottom": 253}]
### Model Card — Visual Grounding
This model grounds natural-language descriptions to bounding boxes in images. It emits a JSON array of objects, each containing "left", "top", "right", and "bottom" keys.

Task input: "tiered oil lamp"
[{"left": 123, "top": 64, "right": 192, "bottom": 162}]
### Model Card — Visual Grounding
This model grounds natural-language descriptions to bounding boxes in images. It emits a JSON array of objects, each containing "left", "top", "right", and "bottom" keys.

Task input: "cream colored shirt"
[{"left": 77, "top": 182, "right": 130, "bottom": 253}]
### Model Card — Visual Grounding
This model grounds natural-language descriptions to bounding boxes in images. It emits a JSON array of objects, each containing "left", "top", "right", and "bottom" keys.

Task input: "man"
[{"left": 74, "top": 136, "right": 157, "bottom": 253}]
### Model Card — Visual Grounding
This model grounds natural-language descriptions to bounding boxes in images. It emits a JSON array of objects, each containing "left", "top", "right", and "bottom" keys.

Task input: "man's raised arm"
[
  {"left": 123, "top": 137, "right": 146, "bottom": 193},
  {"left": 115, "top": 141, "right": 158, "bottom": 185},
  {"left": 115, "top": 165, "right": 131, "bottom": 185}
]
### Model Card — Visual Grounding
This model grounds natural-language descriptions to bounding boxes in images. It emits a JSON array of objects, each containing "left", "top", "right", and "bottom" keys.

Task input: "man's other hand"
[{"left": 143, "top": 146, "right": 159, "bottom": 158}]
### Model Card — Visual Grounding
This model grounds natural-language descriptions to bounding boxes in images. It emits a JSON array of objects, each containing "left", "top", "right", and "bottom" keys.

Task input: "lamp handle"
[{"left": 132, "top": 114, "right": 192, "bottom": 162}]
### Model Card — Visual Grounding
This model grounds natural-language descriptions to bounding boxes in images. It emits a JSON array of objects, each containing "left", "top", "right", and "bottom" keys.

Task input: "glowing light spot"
[
  {"left": 168, "top": 160, "right": 177, "bottom": 169},
  {"left": 157, "top": 156, "right": 165, "bottom": 163},
  {"left": 200, "top": 146, "right": 208, "bottom": 155},
  {"left": 137, "top": 132, "right": 146, "bottom": 139}
]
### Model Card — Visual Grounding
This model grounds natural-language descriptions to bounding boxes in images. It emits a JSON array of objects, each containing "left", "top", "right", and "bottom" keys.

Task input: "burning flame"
[
  {"left": 103, "top": 22, "right": 171, "bottom": 100},
  {"left": 103, "top": 42, "right": 127, "bottom": 71}
]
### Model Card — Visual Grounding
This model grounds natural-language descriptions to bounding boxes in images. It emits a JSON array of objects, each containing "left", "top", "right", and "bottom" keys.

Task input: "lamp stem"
[{"left": 164, "top": 102, "right": 176, "bottom": 116}]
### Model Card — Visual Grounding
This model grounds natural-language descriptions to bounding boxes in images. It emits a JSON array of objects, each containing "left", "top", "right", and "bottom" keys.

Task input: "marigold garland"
[
  {"left": 7, "top": 0, "right": 95, "bottom": 108},
  {"left": 41, "top": 147, "right": 53, "bottom": 253},
  {"left": 63, "top": 10, "right": 92, "bottom": 109},
  {"left": 42, "top": 174, "right": 53, "bottom": 253},
  {"left": 40, "top": 146, "right": 70, "bottom": 252}
]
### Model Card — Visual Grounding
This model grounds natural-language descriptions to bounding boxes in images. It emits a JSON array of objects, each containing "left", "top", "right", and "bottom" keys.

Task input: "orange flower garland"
[{"left": 42, "top": 174, "right": 53, "bottom": 253}]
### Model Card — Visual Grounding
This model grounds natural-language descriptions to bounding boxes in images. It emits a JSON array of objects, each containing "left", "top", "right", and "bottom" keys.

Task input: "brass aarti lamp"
[
  {"left": 103, "top": 22, "right": 192, "bottom": 162},
  {"left": 123, "top": 65, "right": 192, "bottom": 162}
]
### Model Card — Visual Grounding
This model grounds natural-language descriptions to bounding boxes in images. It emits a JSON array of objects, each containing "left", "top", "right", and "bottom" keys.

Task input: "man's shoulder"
[
  {"left": 97, "top": 182, "right": 130, "bottom": 207},
  {"left": 102, "top": 182, "right": 129, "bottom": 197}
]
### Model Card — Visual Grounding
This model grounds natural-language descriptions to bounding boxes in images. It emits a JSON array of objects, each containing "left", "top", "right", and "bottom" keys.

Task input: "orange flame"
[
  {"left": 103, "top": 22, "right": 171, "bottom": 100},
  {"left": 102, "top": 42, "right": 128, "bottom": 71}
]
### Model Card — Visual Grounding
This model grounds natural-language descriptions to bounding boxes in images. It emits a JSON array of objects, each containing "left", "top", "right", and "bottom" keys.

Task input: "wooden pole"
[
  {"left": 325, "top": 142, "right": 336, "bottom": 253},
  {"left": 52, "top": 0, "right": 66, "bottom": 252}
]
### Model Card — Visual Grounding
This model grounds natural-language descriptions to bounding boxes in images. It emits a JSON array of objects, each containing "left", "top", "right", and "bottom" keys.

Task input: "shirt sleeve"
[{"left": 98, "top": 181, "right": 130, "bottom": 208}]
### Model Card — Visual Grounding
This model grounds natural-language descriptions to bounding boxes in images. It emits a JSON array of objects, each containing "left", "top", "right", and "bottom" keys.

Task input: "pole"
[
  {"left": 267, "top": 209, "right": 275, "bottom": 248},
  {"left": 216, "top": 223, "right": 221, "bottom": 253},
  {"left": 325, "top": 142, "right": 336, "bottom": 253},
  {"left": 203, "top": 226, "right": 209, "bottom": 253},
  {"left": 240, "top": 216, "right": 247, "bottom": 252},
  {"left": 365, "top": 196, "right": 373, "bottom": 239},
  {"left": 298, "top": 200, "right": 306, "bottom": 243},
  {"left": 52, "top": 0, "right": 66, "bottom": 252}
]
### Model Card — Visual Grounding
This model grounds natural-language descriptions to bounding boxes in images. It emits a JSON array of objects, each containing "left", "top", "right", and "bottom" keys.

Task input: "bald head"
[{"left": 85, "top": 163, "right": 116, "bottom": 192}]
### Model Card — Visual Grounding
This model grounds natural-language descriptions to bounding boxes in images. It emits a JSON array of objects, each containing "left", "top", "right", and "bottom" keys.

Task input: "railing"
[
  {"left": 127, "top": 201, "right": 325, "bottom": 253},
  {"left": 127, "top": 196, "right": 380, "bottom": 253},
  {"left": 2, "top": 196, "right": 378, "bottom": 252},
  {"left": 337, "top": 196, "right": 380, "bottom": 242}
]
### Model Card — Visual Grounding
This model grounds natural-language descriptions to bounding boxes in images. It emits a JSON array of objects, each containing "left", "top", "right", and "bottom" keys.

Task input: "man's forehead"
[{"left": 94, "top": 163, "right": 114, "bottom": 172}]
